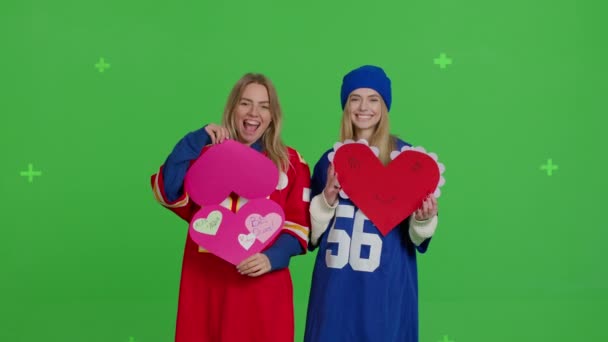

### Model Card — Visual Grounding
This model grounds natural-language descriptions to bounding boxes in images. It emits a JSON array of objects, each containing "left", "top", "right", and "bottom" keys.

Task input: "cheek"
[
  {"left": 372, "top": 102, "right": 382, "bottom": 113},
  {"left": 234, "top": 108, "right": 247, "bottom": 121},
  {"left": 348, "top": 109, "right": 356, "bottom": 120},
  {"left": 262, "top": 112, "right": 272, "bottom": 125}
]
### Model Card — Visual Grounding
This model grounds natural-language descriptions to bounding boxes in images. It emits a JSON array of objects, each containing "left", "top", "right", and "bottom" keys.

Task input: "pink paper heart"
[
  {"left": 184, "top": 140, "right": 279, "bottom": 206},
  {"left": 245, "top": 213, "right": 283, "bottom": 243},
  {"left": 189, "top": 198, "right": 285, "bottom": 265}
]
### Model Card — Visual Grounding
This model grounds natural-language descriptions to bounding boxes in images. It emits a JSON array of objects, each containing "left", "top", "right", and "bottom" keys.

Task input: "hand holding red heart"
[
  {"left": 414, "top": 195, "right": 438, "bottom": 221},
  {"left": 323, "top": 163, "right": 341, "bottom": 206}
]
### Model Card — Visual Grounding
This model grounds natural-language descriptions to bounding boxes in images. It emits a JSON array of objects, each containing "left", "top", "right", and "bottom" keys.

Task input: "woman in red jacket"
[{"left": 151, "top": 73, "right": 311, "bottom": 342}]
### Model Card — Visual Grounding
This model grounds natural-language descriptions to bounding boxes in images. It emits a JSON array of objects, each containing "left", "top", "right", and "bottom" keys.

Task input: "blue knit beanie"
[{"left": 340, "top": 65, "right": 392, "bottom": 111}]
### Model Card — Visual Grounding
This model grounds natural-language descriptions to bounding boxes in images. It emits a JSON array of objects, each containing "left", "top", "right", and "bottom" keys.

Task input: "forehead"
[
  {"left": 241, "top": 83, "right": 269, "bottom": 101},
  {"left": 350, "top": 88, "right": 380, "bottom": 97}
]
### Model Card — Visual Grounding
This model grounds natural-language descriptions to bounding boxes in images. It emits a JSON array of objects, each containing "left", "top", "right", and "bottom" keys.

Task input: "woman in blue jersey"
[{"left": 305, "top": 65, "right": 439, "bottom": 342}]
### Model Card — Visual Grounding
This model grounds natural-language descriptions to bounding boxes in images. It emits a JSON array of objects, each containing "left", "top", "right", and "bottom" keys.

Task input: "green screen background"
[{"left": 2, "top": 0, "right": 606, "bottom": 341}]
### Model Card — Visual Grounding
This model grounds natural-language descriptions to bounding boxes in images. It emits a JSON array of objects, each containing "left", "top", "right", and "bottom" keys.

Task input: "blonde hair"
[
  {"left": 221, "top": 73, "right": 290, "bottom": 172},
  {"left": 340, "top": 97, "right": 397, "bottom": 165}
]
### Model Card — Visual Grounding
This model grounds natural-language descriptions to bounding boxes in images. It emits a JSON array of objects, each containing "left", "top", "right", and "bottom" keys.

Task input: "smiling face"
[
  {"left": 347, "top": 88, "right": 383, "bottom": 140},
  {"left": 234, "top": 83, "right": 273, "bottom": 145}
]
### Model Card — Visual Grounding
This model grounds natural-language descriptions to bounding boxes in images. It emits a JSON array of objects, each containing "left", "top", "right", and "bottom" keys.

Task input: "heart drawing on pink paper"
[
  {"left": 245, "top": 213, "right": 283, "bottom": 243},
  {"left": 189, "top": 198, "right": 285, "bottom": 265},
  {"left": 184, "top": 140, "right": 279, "bottom": 206}
]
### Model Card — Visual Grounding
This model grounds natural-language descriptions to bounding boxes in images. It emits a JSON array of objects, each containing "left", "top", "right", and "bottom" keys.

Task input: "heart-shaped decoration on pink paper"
[
  {"left": 245, "top": 213, "right": 283, "bottom": 243},
  {"left": 184, "top": 140, "right": 279, "bottom": 206},
  {"left": 189, "top": 198, "right": 285, "bottom": 265}
]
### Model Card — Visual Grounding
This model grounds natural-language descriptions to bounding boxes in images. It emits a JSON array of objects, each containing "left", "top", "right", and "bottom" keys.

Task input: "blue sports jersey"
[{"left": 305, "top": 139, "right": 431, "bottom": 342}]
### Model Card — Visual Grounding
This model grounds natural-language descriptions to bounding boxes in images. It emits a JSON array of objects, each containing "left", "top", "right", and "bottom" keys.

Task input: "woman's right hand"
[
  {"left": 323, "top": 163, "right": 341, "bottom": 206},
  {"left": 204, "top": 123, "right": 231, "bottom": 144}
]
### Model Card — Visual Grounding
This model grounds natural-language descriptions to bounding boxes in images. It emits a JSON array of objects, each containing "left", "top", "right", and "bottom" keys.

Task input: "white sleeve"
[
  {"left": 309, "top": 192, "right": 337, "bottom": 246},
  {"left": 408, "top": 214, "right": 438, "bottom": 246}
]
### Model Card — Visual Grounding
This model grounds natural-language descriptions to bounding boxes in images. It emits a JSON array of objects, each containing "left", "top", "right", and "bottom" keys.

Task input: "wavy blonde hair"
[
  {"left": 221, "top": 73, "right": 290, "bottom": 172},
  {"left": 340, "top": 97, "right": 397, "bottom": 165}
]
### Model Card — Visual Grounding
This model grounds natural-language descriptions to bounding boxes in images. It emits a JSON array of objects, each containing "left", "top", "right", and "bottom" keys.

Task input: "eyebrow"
[
  {"left": 350, "top": 94, "right": 379, "bottom": 98},
  {"left": 240, "top": 97, "right": 269, "bottom": 104}
]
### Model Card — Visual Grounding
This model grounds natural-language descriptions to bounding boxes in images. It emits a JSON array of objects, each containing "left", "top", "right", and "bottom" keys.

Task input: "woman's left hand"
[
  {"left": 236, "top": 253, "right": 272, "bottom": 277},
  {"left": 414, "top": 195, "right": 438, "bottom": 221}
]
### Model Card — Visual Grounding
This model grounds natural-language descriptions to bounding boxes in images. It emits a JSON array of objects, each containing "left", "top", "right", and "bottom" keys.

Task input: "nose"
[
  {"left": 246, "top": 104, "right": 258, "bottom": 116},
  {"left": 359, "top": 99, "right": 370, "bottom": 111}
]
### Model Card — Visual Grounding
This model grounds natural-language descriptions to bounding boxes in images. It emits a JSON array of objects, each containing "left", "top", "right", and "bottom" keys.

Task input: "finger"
[
  {"left": 423, "top": 198, "right": 430, "bottom": 214},
  {"left": 243, "top": 253, "right": 264, "bottom": 271},
  {"left": 241, "top": 260, "right": 264, "bottom": 275},
  {"left": 236, "top": 255, "right": 258, "bottom": 271},
  {"left": 220, "top": 128, "right": 230, "bottom": 142},
  {"left": 224, "top": 128, "right": 231, "bottom": 141},
  {"left": 216, "top": 128, "right": 224, "bottom": 143},
  {"left": 238, "top": 260, "right": 259, "bottom": 274},
  {"left": 327, "top": 166, "right": 336, "bottom": 187},
  {"left": 241, "top": 263, "right": 264, "bottom": 275},
  {"left": 248, "top": 266, "right": 269, "bottom": 277},
  {"left": 431, "top": 200, "right": 438, "bottom": 216},
  {"left": 210, "top": 128, "right": 218, "bottom": 144},
  {"left": 205, "top": 126, "right": 216, "bottom": 144}
]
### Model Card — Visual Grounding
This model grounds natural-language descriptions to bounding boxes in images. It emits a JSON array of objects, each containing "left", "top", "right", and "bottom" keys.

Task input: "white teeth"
[{"left": 245, "top": 120, "right": 260, "bottom": 125}]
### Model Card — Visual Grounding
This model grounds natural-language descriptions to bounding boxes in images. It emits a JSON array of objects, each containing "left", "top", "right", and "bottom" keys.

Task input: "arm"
[
  {"left": 408, "top": 214, "right": 437, "bottom": 253},
  {"left": 263, "top": 150, "right": 312, "bottom": 271},
  {"left": 307, "top": 154, "right": 334, "bottom": 251},
  {"left": 309, "top": 192, "right": 337, "bottom": 247},
  {"left": 407, "top": 195, "right": 439, "bottom": 253},
  {"left": 150, "top": 126, "right": 210, "bottom": 221}
]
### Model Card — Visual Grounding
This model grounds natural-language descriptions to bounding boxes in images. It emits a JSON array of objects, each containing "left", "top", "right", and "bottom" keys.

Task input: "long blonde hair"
[
  {"left": 221, "top": 73, "right": 290, "bottom": 172},
  {"left": 340, "top": 98, "right": 397, "bottom": 165}
]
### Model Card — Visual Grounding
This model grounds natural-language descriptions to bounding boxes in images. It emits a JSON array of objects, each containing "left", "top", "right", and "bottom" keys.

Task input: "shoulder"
[
  {"left": 316, "top": 148, "right": 333, "bottom": 166},
  {"left": 286, "top": 146, "right": 309, "bottom": 166},
  {"left": 284, "top": 146, "right": 313, "bottom": 179},
  {"left": 393, "top": 135, "right": 412, "bottom": 150}
]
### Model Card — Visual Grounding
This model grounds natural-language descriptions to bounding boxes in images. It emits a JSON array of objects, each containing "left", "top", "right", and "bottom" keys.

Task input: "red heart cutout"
[
  {"left": 333, "top": 143, "right": 440, "bottom": 236},
  {"left": 189, "top": 198, "right": 285, "bottom": 265},
  {"left": 184, "top": 140, "right": 279, "bottom": 205}
]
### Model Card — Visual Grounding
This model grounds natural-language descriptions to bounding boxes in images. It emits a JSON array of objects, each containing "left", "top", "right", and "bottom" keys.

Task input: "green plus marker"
[
  {"left": 95, "top": 57, "right": 111, "bottom": 72},
  {"left": 540, "top": 158, "right": 558, "bottom": 176},
  {"left": 439, "top": 335, "right": 455, "bottom": 342},
  {"left": 20, "top": 163, "right": 42, "bottom": 183},
  {"left": 434, "top": 53, "right": 452, "bottom": 69}
]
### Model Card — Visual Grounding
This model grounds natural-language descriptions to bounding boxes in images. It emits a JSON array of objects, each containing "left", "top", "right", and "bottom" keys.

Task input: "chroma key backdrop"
[{"left": 2, "top": 0, "right": 607, "bottom": 341}]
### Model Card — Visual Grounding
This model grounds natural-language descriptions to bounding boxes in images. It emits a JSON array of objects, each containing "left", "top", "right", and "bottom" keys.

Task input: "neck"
[{"left": 356, "top": 128, "right": 374, "bottom": 142}]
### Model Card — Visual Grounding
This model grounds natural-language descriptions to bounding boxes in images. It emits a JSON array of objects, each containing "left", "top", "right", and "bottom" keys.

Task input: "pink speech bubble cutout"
[
  {"left": 189, "top": 198, "right": 285, "bottom": 265},
  {"left": 184, "top": 140, "right": 279, "bottom": 206}
]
